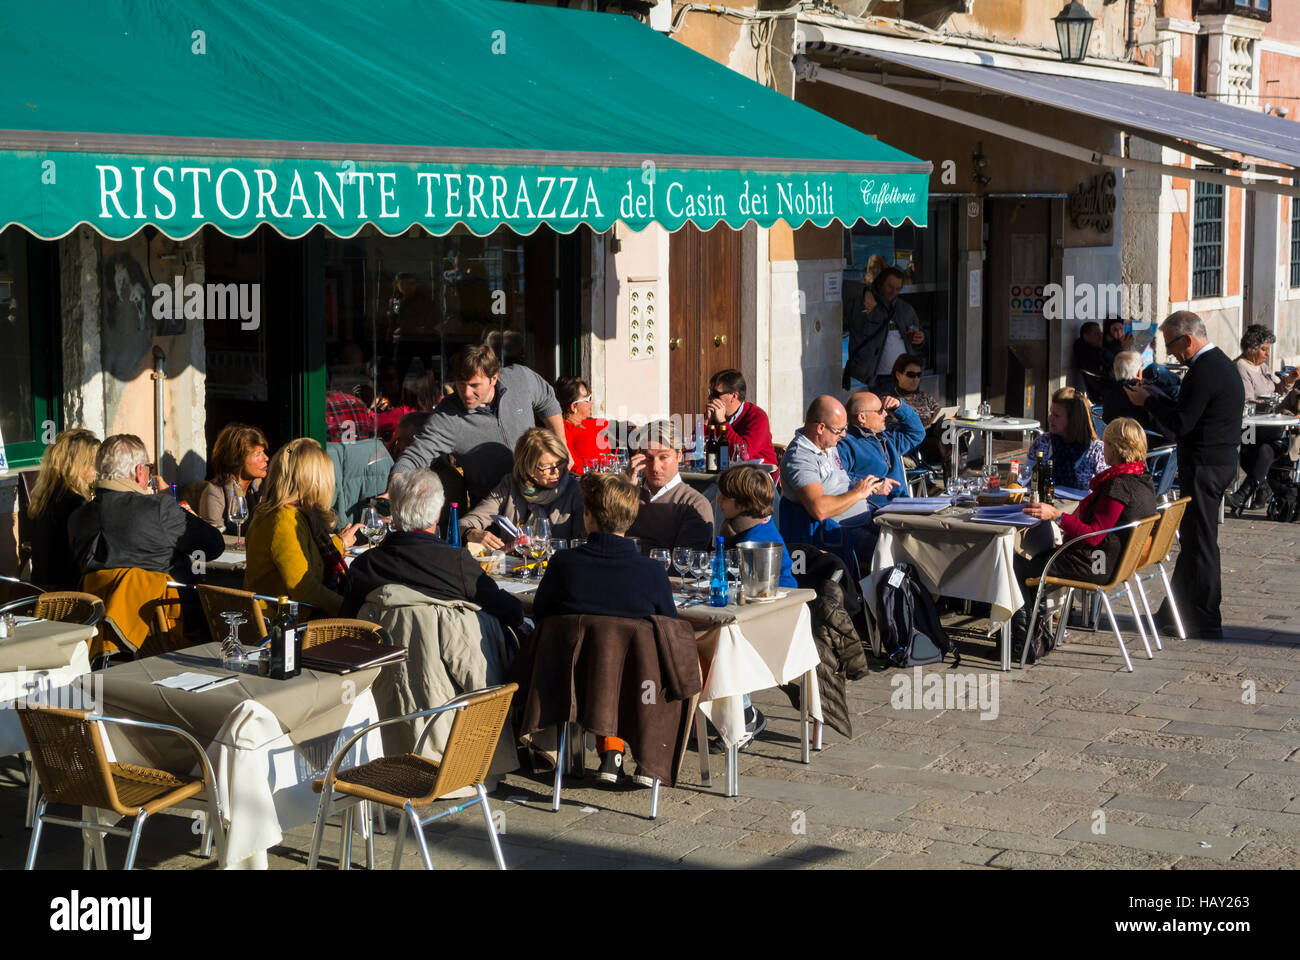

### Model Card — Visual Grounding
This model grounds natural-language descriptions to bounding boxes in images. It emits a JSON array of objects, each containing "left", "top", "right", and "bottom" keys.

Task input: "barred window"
[
  {"left": 1291, "top": 201, "right": 1300, "bottom": 288},
  {"left": 1192, "top": 173, "right": 1224, "bottom": 300}
]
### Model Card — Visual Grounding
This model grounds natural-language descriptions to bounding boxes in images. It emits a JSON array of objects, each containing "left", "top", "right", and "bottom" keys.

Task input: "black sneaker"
[
  {"left": 630, "top": 767, "right": 656, "bottom": 788},
  {"left": 595, "top": 750, "right": 624, "bottom": 784}
]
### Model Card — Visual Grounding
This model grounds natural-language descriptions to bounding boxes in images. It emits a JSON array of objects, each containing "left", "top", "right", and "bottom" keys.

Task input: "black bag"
[
  {"left": 1267, "top": 478, "right": 1299, "bottom": 523},
  {"left": 1011, "top": 611, "right": 1057, "bottom": 665},
  {"left": 876, "top": 563, "right": 958, "bottom": 668}
]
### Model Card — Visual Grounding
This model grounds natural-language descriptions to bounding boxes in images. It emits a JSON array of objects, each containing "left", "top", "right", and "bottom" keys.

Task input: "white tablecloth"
[
  {"left": 695, "top": 601, "right": 822, "bottom": 746},
  {"left": 0, "top": 623, "right": 95, "bottom": 757}
]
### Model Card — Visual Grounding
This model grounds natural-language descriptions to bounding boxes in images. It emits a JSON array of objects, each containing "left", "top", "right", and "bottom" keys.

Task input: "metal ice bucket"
[{"left": 736, "top": 543, "right": 784, "bottom": 600}]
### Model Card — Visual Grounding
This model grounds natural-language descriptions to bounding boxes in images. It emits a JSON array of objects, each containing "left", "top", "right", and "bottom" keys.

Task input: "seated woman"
[
  {"left": 27, "top": 429, "right": 100, "bottom": 589},
  {"left": 555, "top": 376, "right": 610, "bottom": 475},
  {"left": 1013, "top": 417, "right": 1157, "bottom": 645},
  {"left": 243, "top": 438, "right": 362, "bottom": 617},
  {"left": 1026, "top": 386, "right": 1106, "bottom": 491},
  {"left": 878, "top": 353, "right": 974, "bottom": 473},
  {"left": 461, "top": 427, "right": 584, "bottom": 549},
  {"left": 197, "top": 423, "right": 269, "bottom": 533},
  {"left": 532, "top": 471, "right": 676, "bottom": 787},
  {"left": 1227, "top": 324, "right": 1299, "bottom": 515}
]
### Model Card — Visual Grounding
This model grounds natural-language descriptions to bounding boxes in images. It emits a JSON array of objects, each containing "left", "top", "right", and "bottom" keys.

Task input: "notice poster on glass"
[{"left": 1009, "top": 283, "right": 1048, "bottom": 340}]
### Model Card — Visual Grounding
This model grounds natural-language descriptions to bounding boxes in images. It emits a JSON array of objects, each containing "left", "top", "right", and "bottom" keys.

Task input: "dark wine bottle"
[
  {"left": 288, "top": 601, "right": 302, "bottom": 677},
  {"left": 1041, "top": 457, "right": 1055, "bottom": 504},
  {"left": 704, "top": 424, "right": 719, "bottom": 473},
  {"left": 1031, "top": 451, "right": 1044, "bottom": 504},
  {"left": 268, "top": 595, "right": 297, "bottom": 680}
]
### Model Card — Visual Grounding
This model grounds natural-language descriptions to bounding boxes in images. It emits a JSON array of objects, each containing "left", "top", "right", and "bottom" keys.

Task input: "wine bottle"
[
  {"left": 718, "top": 424, "right": 730, "bottom": 471},
  {"left": 288, "top": 601, "right": 302, "bottom": 677},
  {"left": 448, "top": 502, "right": 461, "bottom": 548},
  {"left": 268, "top": 595, "right": 295, "bottom": 680},
  {"left": 1043, "top": 459, "right": 1056, "bottom": 503},
  {"left": 704, "top": 425, "right": 719, "bottom": 473},
  {"left": 1031, "top": 451, "right": 1044, "bottom": 504},
  {"left": 709, "top": 536, "right": 729, "bottom": 608}
]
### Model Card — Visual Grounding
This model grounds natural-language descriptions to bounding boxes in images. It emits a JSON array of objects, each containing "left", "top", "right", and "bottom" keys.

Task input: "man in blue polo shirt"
[{"left": 838, "top": 392, "right": 925, "bottom": 508}]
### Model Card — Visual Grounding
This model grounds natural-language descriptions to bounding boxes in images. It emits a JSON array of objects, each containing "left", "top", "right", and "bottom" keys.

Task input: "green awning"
[{"left": 0, "top": 0, "right": 929, "bottom": 240}]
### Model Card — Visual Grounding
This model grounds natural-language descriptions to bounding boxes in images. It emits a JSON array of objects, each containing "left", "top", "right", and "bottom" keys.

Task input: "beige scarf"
[{"left": 94, "top": 476, "right": 149, "bottom": 496}]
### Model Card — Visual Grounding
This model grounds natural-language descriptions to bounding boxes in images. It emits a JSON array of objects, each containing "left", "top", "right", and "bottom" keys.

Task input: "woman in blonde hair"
[
  {"left": 243, "top": 438, "right": 362, "bottom": 616},
  {"left": 27, "top": 429, "right": 100, "bottom": 588},
  {"left": 461, "top": 427, "right": 584, "bottom": 549},
  {"left": 1026, "top": 386, "right": 1106, "bottom": 490},
  {"left": 1011, "top": 417, "right": 1157, "bottom": 651}
]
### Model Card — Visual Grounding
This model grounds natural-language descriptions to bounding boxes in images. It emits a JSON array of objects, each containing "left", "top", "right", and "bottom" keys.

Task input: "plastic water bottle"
[
  {"left": 448, "top": 502, "right": 461, "bottom": 548},
  {"left": 709, "top": 536, "right": 729, "bottom": 608},
  {"left": 693, "top": 415, "right": 706, "bottom": 468}
]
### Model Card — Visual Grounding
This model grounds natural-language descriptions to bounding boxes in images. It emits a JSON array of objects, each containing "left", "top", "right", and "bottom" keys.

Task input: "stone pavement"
[{"left": 2, "top": 513, "right": 1298, "bottom": 870}]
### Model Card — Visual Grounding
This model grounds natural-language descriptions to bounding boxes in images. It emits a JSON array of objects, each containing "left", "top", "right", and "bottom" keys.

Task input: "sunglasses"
[
  {"left": 901, "top": 370, "right": 922, "bottom": 378},
  {"left": 819, "top": 421, "right": 848, "bottom": 437}
]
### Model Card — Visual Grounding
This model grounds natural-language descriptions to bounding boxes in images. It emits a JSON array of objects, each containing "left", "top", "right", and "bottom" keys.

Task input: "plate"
[{"left": 746, "top": 590, "right": 789, "bottom": 603}]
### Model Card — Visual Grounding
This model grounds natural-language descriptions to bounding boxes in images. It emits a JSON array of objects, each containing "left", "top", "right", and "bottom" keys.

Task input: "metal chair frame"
[
  {"left": 1131, "top": 498, "right": 1191, "bottom": 643},
  {"left": 552, "top": 720, "right": 661, "bottom": 819},
  {"left": 308, "top": 686, "right": 512, "bottom": 871},
  {"left": 24, "top": 712, "right": 228, "bottom": 870},
  {"left": 1021, "top": 517, "right": 1159, "bottom": 672}
]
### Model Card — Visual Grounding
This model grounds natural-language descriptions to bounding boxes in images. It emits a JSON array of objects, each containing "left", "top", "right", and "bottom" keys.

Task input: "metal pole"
[{"left": 151, "top": 346, "right": 167, "bottom": 482}]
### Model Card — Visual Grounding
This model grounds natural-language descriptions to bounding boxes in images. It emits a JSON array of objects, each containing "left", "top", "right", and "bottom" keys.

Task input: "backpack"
[
  {"left": 1267, "top": 478, "right": 1300, "bottom": 523},
  {"left": 875, "top": 563, "right": 958, "bottom": 668}
]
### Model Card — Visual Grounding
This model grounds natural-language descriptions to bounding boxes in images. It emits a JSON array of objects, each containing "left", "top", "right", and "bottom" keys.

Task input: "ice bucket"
[{"left": 736, "top": 543, "right": 784, "bottom": 600}]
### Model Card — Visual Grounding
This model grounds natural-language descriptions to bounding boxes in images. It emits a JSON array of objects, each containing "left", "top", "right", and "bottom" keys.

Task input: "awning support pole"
[{"left": 152, "top": 346, "right": 166, "bottom": 484}]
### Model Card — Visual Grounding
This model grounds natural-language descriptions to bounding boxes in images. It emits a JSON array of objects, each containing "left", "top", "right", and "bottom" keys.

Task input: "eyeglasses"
[
  {"left": 1163, "top": 334, "right": 1189, "bottom": 352},
  {"left": 901, "top": 370, "right": 922, "bottom": 379},
  {"left": 534, "top": 462, "right": 564, "bottom": 476},
  {"left": 819, "top": 421, "right": 848, "bottom": 437}
]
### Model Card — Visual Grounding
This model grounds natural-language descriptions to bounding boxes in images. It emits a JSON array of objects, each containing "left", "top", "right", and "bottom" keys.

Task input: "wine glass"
[
  {"left": 361, "top": 501, "right": 385, "bottom": 546},
  {"left": 528, "top": 534, "right": 551, "bottom": 580},
  {"left": 227, "top": 489, "right": 249, "bottom": 549},
  {"left": 672, "top": 546, "right": 694, "bottom": 581},
  {"left": 691, "top": 550, "right": 713, "bottom": 596},
  {"left": 650, "top": 548, "right": 672, "bottom": 576},
  {"left": 525, "top": 515, "right": 551, "bottom": 580},
  {"left": 220, "top": 611, "right": 248, "bottom": 669}
]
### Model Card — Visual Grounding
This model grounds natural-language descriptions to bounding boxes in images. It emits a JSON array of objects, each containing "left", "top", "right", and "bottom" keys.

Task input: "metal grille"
[
  {"left": 1291, "top": 202, "right": 1300, "bottom": 288},
  {"left": 1192, "top": 175, "right": 1224, "bottom": 300}
]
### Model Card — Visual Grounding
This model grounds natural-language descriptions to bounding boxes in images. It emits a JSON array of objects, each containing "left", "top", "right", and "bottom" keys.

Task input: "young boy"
[{"left": 714, "top": 464, "right": 799, "bottom": 748}]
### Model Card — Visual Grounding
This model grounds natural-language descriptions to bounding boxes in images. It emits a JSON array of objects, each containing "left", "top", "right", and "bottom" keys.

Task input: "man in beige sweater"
[{"left": 624, "top": 419, "right": 714, "bottom": 552}]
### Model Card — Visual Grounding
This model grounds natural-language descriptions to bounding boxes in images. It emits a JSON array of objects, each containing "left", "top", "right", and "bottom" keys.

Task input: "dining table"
[
  {"left": 80, "top": 642, "right": 387, "bottom": 869},
  {"left": 0, "top": 618, "right": 96, "bottom": 757},
  {"left": 862, "top": 498, "right": 1075, "bottom": 671},
  {"left": 947, "top": 414, "right": 1040, "bottom": 476},
  {"left": 495, "top": 574, "right": 821, "bottom": 797}
]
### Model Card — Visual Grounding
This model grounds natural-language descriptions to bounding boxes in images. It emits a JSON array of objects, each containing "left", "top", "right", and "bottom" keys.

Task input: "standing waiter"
[{"left": 1125, "top": 311, "right": 1243, "bottom": 639}]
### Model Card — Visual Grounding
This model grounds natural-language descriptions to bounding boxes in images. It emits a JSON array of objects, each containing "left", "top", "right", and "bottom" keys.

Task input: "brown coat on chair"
[{"left": 515, "top": 614, "right": 702, "bottom": 786}]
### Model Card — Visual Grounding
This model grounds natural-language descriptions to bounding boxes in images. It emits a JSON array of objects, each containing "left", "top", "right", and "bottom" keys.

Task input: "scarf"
[
  {"left": 519, "top": 471, "right": 572, "bottom": 508},
  {"left": 1078, "top": 460, "right": 1146, "bottom": 520},
  {"left": 95, "top": 477, "right": 148, "bottom": 495}
]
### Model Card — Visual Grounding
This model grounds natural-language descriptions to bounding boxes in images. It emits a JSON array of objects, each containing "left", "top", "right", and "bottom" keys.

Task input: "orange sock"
[{"left": 598, "top": 736, "right": 625, "bottom": 755}]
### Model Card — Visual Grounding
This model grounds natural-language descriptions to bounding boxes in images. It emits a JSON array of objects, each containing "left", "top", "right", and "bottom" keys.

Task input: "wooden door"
[{"left": 669, "top": 224, "right": 743, "bottom": 422}]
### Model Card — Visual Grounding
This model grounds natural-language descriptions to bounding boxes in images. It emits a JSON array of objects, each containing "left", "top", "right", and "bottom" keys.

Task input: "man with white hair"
[
  {"left": 1125, "top": 311, "right": 1244, "bottom": 638},
  {"left": 341, "top": 468, "right": 523, "bottom": 627},
  {"left": 68, "top": 433, "right": 224, "bottom": 584},
  {"left": 1102, "top": 351, "right": 1174, "bottom": 441}
]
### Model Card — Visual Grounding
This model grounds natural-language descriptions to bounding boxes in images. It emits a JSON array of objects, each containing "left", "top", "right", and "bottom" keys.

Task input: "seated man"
[
  {"left": 1073, "top": 321, "right": 1108, "bottom": 402},
  {"left": 624, "top": 419, "right": 714, "bottom": 552},
  {"left": 1102, "top": 351, "right": 1175, "bottom": 443},
  {"left": 533, "top": 471, "right": 677, "bottom": 786},
  {"left": 838, "top": 391, "right": 924, "bottom": 507},
  {"left": 341, "top": 468, "right": 523, "bottom": 629},
  {"left": 779, "top": 396, "right": 894, "bottom": 563},
  {"left": 68, "top": 434, "right": 225, "bottom": 586},
  {"left": 706, "top": 369, "right": 779, "bottom": 480}
]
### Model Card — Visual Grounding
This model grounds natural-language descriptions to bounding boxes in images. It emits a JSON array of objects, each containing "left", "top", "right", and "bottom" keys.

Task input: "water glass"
[
  {"left": 220, "top": 611, "right": 248, "bottom": 669},
  {"left": 361, "top": 501, "right": 386, "bottom": 546},
  {"left": 691, "top": 550, "right": 713, "bottom": 595},
  {"left": 672, "top": 546, "right": 694, "bottom": 579},
  {"left": 650, "top": 548, "right": 672, "bottom": 575}
]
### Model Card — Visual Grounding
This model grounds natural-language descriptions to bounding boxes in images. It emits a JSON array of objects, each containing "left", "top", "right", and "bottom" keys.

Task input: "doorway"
[
  {"left": 984, "top": 199, "right": 1052, "bottom": 426},
  {"left": 668, "top": 223, "right": 743, "bottom": 421}
]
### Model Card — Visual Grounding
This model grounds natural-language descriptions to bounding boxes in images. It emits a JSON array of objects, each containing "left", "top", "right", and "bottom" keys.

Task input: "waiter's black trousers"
[{"left": 1168, "top": 459, "right": 1236, "bottom": 633}]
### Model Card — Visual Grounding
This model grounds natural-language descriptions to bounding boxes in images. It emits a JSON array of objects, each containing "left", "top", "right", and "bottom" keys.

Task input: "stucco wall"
[{"left": 767, "top": 256, "right": 844, "bottom": 442}]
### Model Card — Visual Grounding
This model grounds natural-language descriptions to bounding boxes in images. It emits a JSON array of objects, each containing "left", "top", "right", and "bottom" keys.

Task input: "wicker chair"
[
  {"left": 300, "top": 618, "right": 388, "bottom": 650},
  {"left": 0, "top": 591, "right": 104, "bottom": 627},
  {"left": 1022, "top": 515, "right": 1160, "bottom": 672},
  {"left": 308, "top": 684, "right": 517, "bottom": 871},
  {"left": 19, "top": 704, "right": 227, "bottom": 869},
  {"left": 1130, "top": 497, "right": 1192, "bottom": 643},
  {"left": 196, "top": 584, "right": 270, "bottom": 646}
]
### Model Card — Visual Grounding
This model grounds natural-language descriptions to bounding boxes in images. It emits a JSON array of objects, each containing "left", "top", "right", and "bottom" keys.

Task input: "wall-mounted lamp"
[
  {"left": 971, "top": 142, "right": 991, "bottom": 189},
  {"left": 1054, "top": 1, "right": 1096, "bottom": 63}
]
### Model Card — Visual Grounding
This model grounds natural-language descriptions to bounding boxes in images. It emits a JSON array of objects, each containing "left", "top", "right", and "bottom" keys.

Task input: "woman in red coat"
[{"left": 556, "top": 377, "right": 611, "bottom": 475}]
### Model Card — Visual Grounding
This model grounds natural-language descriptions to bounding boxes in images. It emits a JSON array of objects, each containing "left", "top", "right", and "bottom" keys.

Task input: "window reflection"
[{"left": 0, "top": 227, "right": 34, "bottom": 446}]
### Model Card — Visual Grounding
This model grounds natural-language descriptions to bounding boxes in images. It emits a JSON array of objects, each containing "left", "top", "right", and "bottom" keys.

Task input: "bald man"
[
  {"left": 839, "top": 391, "right": 925, "bottom": 508},
  {"left": 779, "top": 395, "right": 895, "bottom": 562}
]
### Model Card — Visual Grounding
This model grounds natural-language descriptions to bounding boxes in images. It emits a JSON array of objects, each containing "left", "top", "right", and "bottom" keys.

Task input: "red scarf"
[{"left": 1079, "top": 460, "right": 1146, "bottom": 519}]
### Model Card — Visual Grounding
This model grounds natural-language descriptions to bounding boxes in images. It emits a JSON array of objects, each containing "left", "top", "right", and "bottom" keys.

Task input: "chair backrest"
[
  {"left": 17, "top": 704, "right": 136, "bottom": 817},
  {"left": 300, "top": 618, "right": 387, "bottom": 650},
  {"left": 1141, "top": 496, "right": 1190, "bottom": 570},
  {"left": 426, "top": 683, "right": 517, "bottom": 801},
  {"left": 80, "top": 568, "right": 178, "bottom": 659},
  {"left": 33, "top": 591, "right": 105, "bottom": 627},
  {"left": 0, "top": 577, "right": 44, "bottom": 606},
  {"left": 1146, "top": 445, "right": 1178, "bottom": 498},
  {"left": 196, "top": 584, "right": 269, "bottom": 643},
  {"left": 1102, "top": 514, "right": 1160, "bottom": 588}
]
